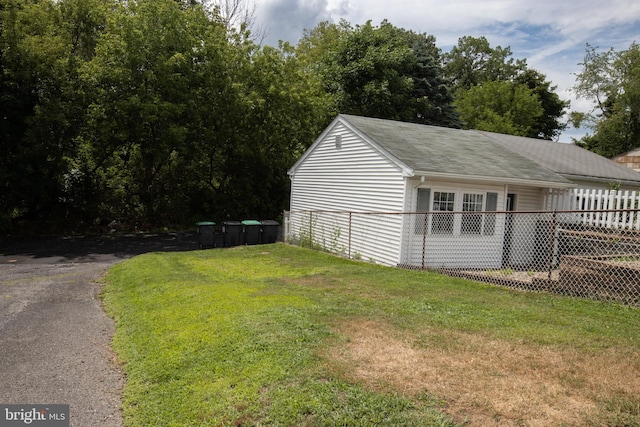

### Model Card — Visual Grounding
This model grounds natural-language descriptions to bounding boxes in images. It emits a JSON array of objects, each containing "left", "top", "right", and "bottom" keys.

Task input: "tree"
[
  {"left": 0, "top": 0, "right": 346, "bottom": 233},
  {"left": 443, "top": 36, "right": 526, "bottom": 91},
  {"left": 0, "top": 0, "right": 110, "bottom": 230},
  {"left": 82, "top": 0, "right": 330, "bottom": 225},
  {"left": 328, "top": 21, "right": 415, "bottom": 119},
  {"left": 210, "top": 42, "right": 333, "bottom": 219},
  {"left": 296, "top": 19, "right": 350, "bottom": 69},
  {"left": 443, "top": 36, "right": 567, "bottom": 139},
  {"left": 515, "top": 69, "right": 569, "bottom": 140},
  {"left": 299, "top": 20, "right": 460, "bottom": 128},
  {"left": 82, "top": 0, "right": 220, "bottom": 224},
  {"left": 454, "top": 80, "right": 543, "bottom": 136},
  {"left": 0, "top": 0, "right": 38, "bottom": 229},
  {"left": 572, "top": 43, "right": 640, "bottom": 158},
  {"left": 398, "top": 29, "right": 461, "bottom": 127}
]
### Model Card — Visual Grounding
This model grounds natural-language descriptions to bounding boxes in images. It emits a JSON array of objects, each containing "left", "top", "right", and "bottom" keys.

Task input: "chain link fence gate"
[{"left": 284, "top": 209, "right": 640, "bottom": 307}]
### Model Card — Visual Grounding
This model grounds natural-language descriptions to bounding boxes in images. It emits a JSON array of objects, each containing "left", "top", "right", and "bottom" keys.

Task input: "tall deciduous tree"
[
  {"left": 572, "top": 43, "right": 640, "bottom": 158},
  {"left": 211, "top": 42, "right": 332, "bottom": 218},
  {"left": 444, "top": 36, "right": 567, "bottom": 139},
  {"left": 0, "top": 0, "right": 333, "bottom": 233},
  {"left": 298, "top": 20, "right": 460, "bottom": 128},
  {"left": 82, "top": 0, "right": 204, "bottom": 222},
  {"left": 327, "top": 20, "right": 416, "bottom": 119},
  {"left": 443, "top": 36, "right": 526, "bottom": 91},
  {"left": 454, "top": 80, "right": 543, "bottom": 136},
  {"left": 0, "top": 0, "right": 109, "bottom": 229},
  {"left": 515, "top": 69, "right": 569, "bottom": 140},
  {"left": 83, "top": 0, "right": 329, "bottom": 224}
]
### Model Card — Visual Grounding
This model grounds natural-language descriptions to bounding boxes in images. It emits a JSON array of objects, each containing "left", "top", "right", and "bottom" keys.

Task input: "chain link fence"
[{"left": 284, "top": 209, "right": 640, "bottom": 307}]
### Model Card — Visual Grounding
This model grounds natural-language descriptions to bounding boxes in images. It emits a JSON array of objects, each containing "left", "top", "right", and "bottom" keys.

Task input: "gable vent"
[{"left": 335, "top": 135, "right": 342, "bottom": 150}]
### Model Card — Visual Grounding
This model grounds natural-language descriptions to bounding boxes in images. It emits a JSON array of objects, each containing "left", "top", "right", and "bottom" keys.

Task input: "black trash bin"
[
  {"left": 242, "top": 220, "right": 262, "bottom": 245},
  {"left": 260, "top": 220, "right": 280, "bottom": 244},
  {"left": 196, "top": 221, "right": 216, "bottom": 249},
  {"left": 222, "top": 221, "right": 243, "bottom": 247}
]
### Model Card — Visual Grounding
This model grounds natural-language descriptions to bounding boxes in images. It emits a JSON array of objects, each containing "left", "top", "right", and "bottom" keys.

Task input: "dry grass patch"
[{"left": 327, "top": 319, "right": 640, "bottom": 426}]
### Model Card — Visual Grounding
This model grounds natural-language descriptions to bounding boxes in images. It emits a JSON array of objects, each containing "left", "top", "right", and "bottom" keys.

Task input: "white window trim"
[{"left": 416, "top": 187, "right": 497, "bottom": 236}]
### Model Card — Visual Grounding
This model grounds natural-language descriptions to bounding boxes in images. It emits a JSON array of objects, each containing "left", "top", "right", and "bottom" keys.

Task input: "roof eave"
[
  {"left": 560, "top": 173, "right": 640, "bottom": 187},
  {"left": 413, "top": 171, "right": 575, "bottom": 189}
]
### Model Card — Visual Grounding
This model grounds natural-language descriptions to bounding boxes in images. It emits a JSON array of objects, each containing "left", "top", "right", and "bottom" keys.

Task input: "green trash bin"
[
  {"left": 242, "top": 220, "right": 262, "bottom": 245},
  {"left": 196, "top": 221, "right": 216, "bottom": 249}
]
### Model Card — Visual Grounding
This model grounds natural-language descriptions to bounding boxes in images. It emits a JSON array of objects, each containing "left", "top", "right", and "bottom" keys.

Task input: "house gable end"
[{"left": 288, "top": 115, "right": 414, "bottom": 178}]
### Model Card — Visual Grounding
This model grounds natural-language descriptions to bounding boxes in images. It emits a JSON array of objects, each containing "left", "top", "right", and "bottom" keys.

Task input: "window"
[
  {"left": 461, "top": 193, "right": 483, "bottom": 234},
  {"left": 431, "top": 192, "right": 455, "bottom": 234},
  {"left": 415, "top": 188, "right": 500, "bottom": 236}
]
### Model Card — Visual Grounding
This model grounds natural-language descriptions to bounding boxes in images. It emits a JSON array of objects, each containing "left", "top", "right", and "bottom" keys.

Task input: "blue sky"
[{"left": 252, "top": 0, "right": 640, "bottom": 142}]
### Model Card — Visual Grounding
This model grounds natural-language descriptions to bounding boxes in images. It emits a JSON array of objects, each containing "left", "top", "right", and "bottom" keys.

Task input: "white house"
[{"left": 287, "top": 114, "right": 640, "bottom": 268}]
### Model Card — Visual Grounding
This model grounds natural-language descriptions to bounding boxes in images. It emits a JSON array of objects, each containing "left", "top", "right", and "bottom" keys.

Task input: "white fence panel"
[{"left": 571, "top": 189, "right": 640, "bottom": 229}]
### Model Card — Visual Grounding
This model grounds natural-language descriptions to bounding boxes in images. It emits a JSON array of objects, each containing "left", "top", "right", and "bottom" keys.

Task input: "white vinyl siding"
[
  {"left": 508, "top": 186, "right": 545, "bottom": 211},
  {"left": 289, "top": 122, "right": 407, "bottom": 266}
]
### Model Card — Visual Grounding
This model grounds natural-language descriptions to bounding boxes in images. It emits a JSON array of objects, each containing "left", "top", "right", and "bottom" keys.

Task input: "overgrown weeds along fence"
[{"left": 284, "top": 209, "right": 640, "bottom": 307}]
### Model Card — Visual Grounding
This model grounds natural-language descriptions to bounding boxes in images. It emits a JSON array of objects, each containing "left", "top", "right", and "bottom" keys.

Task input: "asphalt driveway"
[{"left": 0, "top": 233, "right": 198, "bottom": 426}]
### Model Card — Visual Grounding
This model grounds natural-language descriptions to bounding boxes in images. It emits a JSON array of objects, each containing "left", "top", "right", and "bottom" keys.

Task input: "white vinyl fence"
[{"left": 571, "top": 189, "right": 640, "bottom": 229}]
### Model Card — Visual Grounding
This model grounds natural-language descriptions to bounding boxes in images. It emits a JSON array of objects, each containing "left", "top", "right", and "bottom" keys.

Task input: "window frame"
[{"left": 431, "top": 191, "right": 456, "bottom": 235}]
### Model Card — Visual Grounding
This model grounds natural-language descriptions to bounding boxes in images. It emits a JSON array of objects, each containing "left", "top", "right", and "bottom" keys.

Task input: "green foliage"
[
  {"left": 325, "top": 20, "right": 416, "bottom": 119},
  {"left": 454, "top": 80, "right": 544, "bottom": 136},
  {"left": 573, "top": 43, "right": 640, "bottom": 158},
  {"left": 83, "top": 0, "right": 196, "bottom": 222},
  {"left": 0, "top": 0, "right": 332, "bottom": 233},
  {"left": 399, "top": 29, "right": 462, "bottom": 127},
  {"left": 443, "top": 35, "right": 527, "bottom": 91},
  {"left": 0, "top": 0, "right": 110, "bottom": 228},
  {"left": 515, "top": 69, "right": 569, "bottom": 140},
  {"left": 299, "top": 20, "right": 461, "bottom": 128},
  {"left": 444, "top": 36, "right": 567, "bottom": 139},
  {"left": 214, "top": 42, "right": 333, "bottom": 219}
]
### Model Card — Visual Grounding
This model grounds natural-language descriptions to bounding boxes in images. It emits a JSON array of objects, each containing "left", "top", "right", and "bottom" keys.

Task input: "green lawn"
[{"left": 102, "top": 244, "right": 640, "bottom": 426}]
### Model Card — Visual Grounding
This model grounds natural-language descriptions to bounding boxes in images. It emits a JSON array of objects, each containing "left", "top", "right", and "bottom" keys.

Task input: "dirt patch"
[{"left": 326, "top": 319, "right": 640, "bottom": 426}]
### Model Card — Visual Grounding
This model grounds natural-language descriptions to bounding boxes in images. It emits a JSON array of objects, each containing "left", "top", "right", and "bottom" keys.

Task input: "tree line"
[{"left": 0, "top": 0, "right": 636, "bottom": 234}]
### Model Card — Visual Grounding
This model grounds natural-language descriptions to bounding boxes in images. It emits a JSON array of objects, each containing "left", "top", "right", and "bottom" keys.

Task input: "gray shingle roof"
[
  {"left": 477, "top": 131, "right": 640, "bottom": 185},
  {"left": 339, "top": 115, "right": 640, "bottom": 186},
  {"left": 340, "top": 115, "right": 572, "bottom": 186}
]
